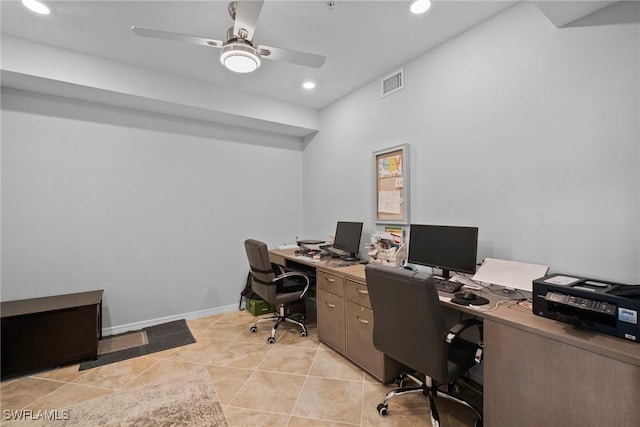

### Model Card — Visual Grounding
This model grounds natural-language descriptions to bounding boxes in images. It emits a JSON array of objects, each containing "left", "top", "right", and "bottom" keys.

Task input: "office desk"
[
  {"left": 269, "top": 249, "right": 640, "bottom": 426},
  {"left": 270, "top": 250, "right": 405, "bottom": 383}
]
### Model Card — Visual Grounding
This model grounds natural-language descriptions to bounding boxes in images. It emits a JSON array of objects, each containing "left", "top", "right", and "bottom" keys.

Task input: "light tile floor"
[{"left": 0, "top": 310, "right": 482, "bottom": 426}]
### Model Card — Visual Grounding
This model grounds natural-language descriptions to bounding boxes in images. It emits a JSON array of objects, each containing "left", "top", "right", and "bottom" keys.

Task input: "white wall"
[
  {"left": 1, "top": 35, "right": 320, "bottom": 137},
  {"left": 1, "top": 89, "right": 304, "bottom": 329},
  {"left": 303, "top": 2, "right": 640, "bottom": 283}
]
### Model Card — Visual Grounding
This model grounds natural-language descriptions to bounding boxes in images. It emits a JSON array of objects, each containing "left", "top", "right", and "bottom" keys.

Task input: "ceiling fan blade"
[
  {"left": 131, "top": 26, "right": 223, "bottom": 49},
  {"left": 258, "top": 44, "right": 326, "bottom": 68},
  {"left": 233, "top": 0, "right": 264, "bottom": 41}
]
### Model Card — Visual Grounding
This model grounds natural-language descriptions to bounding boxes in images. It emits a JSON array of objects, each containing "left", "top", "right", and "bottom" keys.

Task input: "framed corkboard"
[{"left": 374, "top": 144, "right": 409, "bottom": 225}]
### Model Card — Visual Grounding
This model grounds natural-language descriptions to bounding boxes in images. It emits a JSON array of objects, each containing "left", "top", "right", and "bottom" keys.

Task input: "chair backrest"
[
  {"left": 244, "top": 239, "right": 277, "bottom": 303},
  {"left": 365, "top": 264, "right": 450, "bottom": 383}
]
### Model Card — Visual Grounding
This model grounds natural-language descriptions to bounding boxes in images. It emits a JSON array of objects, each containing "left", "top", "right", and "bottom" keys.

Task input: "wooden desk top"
[
  {"left": 271, "top": 248, "right": 640, "bottom": 366},
  {"left": 269, "top": 249, "right": 365, "bottom": 272}
]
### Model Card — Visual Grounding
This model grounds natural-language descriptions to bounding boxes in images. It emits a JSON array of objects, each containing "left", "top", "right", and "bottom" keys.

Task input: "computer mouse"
[{"left": 462, "top": 291, "right": 477, "bottom": 300}]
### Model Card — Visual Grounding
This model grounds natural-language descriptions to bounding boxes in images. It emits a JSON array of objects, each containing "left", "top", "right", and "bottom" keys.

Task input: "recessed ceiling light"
[
  {"left": 410, "top": 0, "right": 431, "bottom": 15},
  {"left": 22, "top": 0, "right": 51, "bottom": 15},
  {"left": 302, "top": 81, "right": 316, "bottom": 90}
]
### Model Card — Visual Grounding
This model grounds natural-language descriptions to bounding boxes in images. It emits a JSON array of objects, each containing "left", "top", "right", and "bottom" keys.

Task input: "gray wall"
[
  {"left": 2, "top": 1, "right": 638, "bottom": 334},
  {"left": 1, "top": 89, "right": 304, "bottom": 329},
  {"left": 303, "top": 2, "right": 640, "bottom": 283}
]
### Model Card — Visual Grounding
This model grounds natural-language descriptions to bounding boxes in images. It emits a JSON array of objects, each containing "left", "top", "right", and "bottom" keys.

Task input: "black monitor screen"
[
  {"left": 333, "top": 221, "right": 363, "bottom": 255},
  {"left": 407, "top": 224, "right": 478, "bottom": 278}
]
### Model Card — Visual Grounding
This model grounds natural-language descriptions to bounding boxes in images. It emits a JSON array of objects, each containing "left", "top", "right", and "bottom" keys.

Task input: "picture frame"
[{"left": 373, "top": 144, "right": 409, "bottom": 225}]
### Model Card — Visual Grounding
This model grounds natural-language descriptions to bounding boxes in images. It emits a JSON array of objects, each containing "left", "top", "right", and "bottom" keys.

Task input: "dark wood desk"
[
  {"left": 270, "top": 249, "right": 640, "bottom": 427},
  {"left": 1, "top": 290, "right": 104, "bottom": 378}
]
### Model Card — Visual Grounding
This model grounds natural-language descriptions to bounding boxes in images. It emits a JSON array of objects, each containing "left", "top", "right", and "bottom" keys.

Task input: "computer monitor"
[
  {"left": 332, "top": 221, "right": 364, "bottom": 259},
  {"left": 407, "top": 224, "right": 478, "bottom": 279}
]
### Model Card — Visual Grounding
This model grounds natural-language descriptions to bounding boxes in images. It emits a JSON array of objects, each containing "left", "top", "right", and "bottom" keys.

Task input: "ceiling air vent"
[{"left": 381, "top": 68, "right": 404, "bottom": 98}]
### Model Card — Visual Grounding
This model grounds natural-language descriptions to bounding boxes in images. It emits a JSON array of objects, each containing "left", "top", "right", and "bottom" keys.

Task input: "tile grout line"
[
  {"left": 15, "top": 376, "right": 116, "bottom": 412},
  {"left": 4, "top": 311, "right": 417, "bottom": 426},
  {"left": 285, "top": 332, "right": 323, "bottom": 424},
  {"left": 219, "top": 319, "right": 283, "bottom": 412}
]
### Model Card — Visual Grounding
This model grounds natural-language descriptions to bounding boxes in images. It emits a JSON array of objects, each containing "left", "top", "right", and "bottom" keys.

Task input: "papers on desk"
[
  {"left": 543, "top": 275, "right": 580, "bottom": 286},
  {"left": 295, "top": 255, "right": 319, "bottom": 263},
  {"left": 438, "top": 295, "right": 452, "bottom": 302},
  {"left": 277, "top": 244, "right": 299, "bottom": 250},
  {"left": 472, "top": 258, "right": 549, "bottom": 292}
]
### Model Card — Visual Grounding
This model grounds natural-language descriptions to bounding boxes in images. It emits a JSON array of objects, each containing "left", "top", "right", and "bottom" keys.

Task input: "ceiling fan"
[{"left": 131, "top": 0, "right": 326, "bottom": 74}]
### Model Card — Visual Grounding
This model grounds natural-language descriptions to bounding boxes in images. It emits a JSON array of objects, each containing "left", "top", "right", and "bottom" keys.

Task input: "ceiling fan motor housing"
[{"left": 132, "top": 0, "right": 325, "bottom": 73}]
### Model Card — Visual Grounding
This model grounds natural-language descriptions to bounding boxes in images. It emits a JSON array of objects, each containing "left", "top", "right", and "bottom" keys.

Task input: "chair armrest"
[
  {"left": 274, "top": 272, "right": 311, "bottom": 298},
  {"left": 445, "top": 318, "right": 484, "bottom": 364},
  {"left": 271, "top": 263, "right": 285, "bottom": 275}
]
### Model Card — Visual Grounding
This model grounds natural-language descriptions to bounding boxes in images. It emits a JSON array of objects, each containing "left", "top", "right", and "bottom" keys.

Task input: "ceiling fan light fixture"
[
  {"left": 410, "top": 0, "right": 431, "bottom": 15},
  {"left": 21, "top": 0, "right": 51, "bottom": 15},
  {"left": 220, "top": 42, "right": 261, "bottom": 73}
]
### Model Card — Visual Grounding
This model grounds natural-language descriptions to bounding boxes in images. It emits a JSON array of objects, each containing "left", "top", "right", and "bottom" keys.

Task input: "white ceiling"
[{"left": 1, "top": 0, "right": 519, "bottom": 110}]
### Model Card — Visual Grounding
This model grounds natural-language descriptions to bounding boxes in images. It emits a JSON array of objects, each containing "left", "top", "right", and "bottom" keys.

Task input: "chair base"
[
  {"left": 249, "top": 304, "right": 307, "bottom": 344},
  {"left": 377, "top": 373, "right": 483, "bottom": 427}
]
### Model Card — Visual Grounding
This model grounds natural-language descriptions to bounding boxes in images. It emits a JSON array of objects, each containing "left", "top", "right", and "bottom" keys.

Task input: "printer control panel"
[{"left": 544, "top": 292, "right": 616, "bottom": 316}]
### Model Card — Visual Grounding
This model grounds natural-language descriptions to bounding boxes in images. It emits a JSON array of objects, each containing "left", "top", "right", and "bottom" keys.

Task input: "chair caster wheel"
[
  {"left": 267, "top": 337, "right": 275, "bottom": 344},
  {"left": 300, "top": 331, "right": 307, "bottom": 337},
  {"left": 377, "top": 403, "right": 388, "bottom": 416},
  {"left": 250, "top": 326, "right": 257, "bottom": 333}
]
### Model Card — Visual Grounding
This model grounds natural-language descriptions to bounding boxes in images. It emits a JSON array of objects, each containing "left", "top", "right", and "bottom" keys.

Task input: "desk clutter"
[
  {"left": 295, "top": 239, "right": 326, "bottom": 259},
  {"left": 367, "top": 228, "right": 406, "bottom": 267},
  {"left": 295, "top": 221, "right": 364, "bottom": 262}
]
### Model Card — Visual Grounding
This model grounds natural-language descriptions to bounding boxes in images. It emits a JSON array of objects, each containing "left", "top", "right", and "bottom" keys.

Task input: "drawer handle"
[
  {"left": 325, "top": 277, "right": 336, "bottom": 283},
  {"left": 356, "top": 289, "right": 369, "bottom": 295},
  {"left": 357, "top": 316, "right": 370, "bottom": 324},
  {"left": 326, "top": 302, "right": 336, "bottom": 308}
]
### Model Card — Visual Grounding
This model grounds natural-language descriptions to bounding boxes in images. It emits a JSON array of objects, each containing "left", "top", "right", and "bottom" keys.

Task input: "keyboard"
[{"left": 433, "top": 277, "right": 463, "bottom": 293}]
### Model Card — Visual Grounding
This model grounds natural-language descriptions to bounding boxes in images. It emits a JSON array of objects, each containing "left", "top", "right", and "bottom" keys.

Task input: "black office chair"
[
  {"left": 244, "top": 239, "right": 310, "bottom": 344},
  {"left": 365, "top": 264, "right": 483, "bottom": 427}
]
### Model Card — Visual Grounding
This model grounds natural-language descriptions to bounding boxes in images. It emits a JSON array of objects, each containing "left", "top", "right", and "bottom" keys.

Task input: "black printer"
[{"left": 532, "top": 274, "right": 640, "bottom": 343}]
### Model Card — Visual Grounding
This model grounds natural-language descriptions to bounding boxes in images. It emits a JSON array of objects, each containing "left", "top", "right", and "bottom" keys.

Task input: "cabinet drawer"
[
  {"left": 346, "top": 280, "right": 371, "bottom": 309},
  {"left": 317, "top": 271, "right": 345, "bottom": 296},
  {"left": 317, "top": 289, "right": 346, "bottom": 354},
  {"left": 346, "top": 301, "right": 382, "bottom": 377}
]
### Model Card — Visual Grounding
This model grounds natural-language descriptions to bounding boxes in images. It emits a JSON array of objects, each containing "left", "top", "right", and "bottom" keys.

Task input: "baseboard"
[{"left": 102, "top": 304, "right": 238, "bottom": 336}]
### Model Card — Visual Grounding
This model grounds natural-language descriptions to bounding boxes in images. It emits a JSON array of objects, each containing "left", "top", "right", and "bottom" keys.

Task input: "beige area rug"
[
  {"left": 18, "top": 371, "right": 228, "bottom": 427},
  {"left": 97, "top": 331, "right": 148, "bottom": 355}
]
